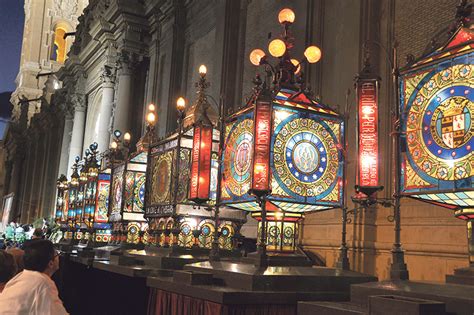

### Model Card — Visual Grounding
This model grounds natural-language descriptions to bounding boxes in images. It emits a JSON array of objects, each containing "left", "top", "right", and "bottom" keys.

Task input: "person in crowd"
[
  {"left": 6, "top": 247, "right": 24, "bottom": 272},
  {"left": 32, "top": 228, "right": 44, "bottom": 240},
  {"left": 0, "top": 239, "right": 68, "bottom": 314},
  {"left": 0, "top": 250, "right": 17, "bottom": 293}
]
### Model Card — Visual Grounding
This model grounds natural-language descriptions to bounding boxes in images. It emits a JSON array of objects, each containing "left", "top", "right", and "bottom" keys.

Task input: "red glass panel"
[
  {"left": 189, "top": 125, "right": 213, "bottom": 202},
  {"left": 252, "top": 99, "right": 272, "bottom": 193},
  {"left": 357, "top": 80, "right": 379, "bottom": 188}
]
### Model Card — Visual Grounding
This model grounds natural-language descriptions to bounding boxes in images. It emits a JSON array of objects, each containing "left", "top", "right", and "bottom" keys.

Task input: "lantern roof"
[
  {"left": 183, "top": 70, "right": 218, "bottom": 129},
  {"left": 273, "top": 88, "right": 340, "bottom": 116}
]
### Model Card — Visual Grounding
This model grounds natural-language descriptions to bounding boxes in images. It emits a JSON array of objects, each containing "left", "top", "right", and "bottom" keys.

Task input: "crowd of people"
[{"left": 0, "top": 227, "right": 68, "bottom": 314}]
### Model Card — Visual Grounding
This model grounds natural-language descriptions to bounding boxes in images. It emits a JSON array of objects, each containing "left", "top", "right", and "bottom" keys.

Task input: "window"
[{"left": 51, "top": 27, "right": 67, "bottom": 63}]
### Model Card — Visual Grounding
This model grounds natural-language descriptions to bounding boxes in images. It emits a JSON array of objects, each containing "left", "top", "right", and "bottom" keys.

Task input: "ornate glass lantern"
[
  {"left": 145, "top": 67, "right": 246, "bottom": 250},
  {"left": 75, "top": 152, "right": 89, "bottom": 241},
  {"left": 221, "top": 8, "right": 344, "bottom": 254},
  {"left": 92, "top": 171, "right": 112, "bottom": 244},
  {"left": 108, "top": 147, "right": 148, "bottom": 246},
  {"left": 55, "top": 174, "right": 68, "bottom": 222},
  {"left": 66, "top": 157, "right": 80, "bottom": 241},
  {"left": 77, "top": 143, "right": 112, "bottom": 245},
  {"left": 399, "top": 8, "right": 474, "bottom": 266}
]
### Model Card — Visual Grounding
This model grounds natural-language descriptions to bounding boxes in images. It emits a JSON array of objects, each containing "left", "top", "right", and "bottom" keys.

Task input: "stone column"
[
  {"left": 58, "top": 111, "right": 74, "bottom": 177},
  {"left": 112, "top": 51, "right": 135, "bottom": 136},
  {"left": 67, "top": 95, "right": 86, "bottom": 177},
  {"left": 97, "top": 67, "right": 115, "bottom": 153}
]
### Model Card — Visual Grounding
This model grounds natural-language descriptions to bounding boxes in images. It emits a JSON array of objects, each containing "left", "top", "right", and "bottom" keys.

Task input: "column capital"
[
  {"left": 116, "top": 50, "right": 138, "bottom": 75},
  {"left": 70, "top": 93, "right": 87, "bottom": 112},
  {"left": 101, "top": 65, "right": 116, "bottom": 85}
]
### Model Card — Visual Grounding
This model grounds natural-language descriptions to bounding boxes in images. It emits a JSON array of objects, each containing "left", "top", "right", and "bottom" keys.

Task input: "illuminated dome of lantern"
[{"left": 399, "top": 9, "right": 474, "bottom": 221}]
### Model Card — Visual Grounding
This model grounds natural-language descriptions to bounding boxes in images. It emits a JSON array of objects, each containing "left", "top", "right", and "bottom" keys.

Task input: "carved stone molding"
[{"left": 53, "top": 0, "right": 78, "bottom": 20}]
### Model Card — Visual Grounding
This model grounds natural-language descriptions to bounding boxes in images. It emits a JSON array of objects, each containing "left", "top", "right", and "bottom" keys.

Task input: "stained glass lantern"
[
  {"left": 399, "top": 24, "right": 474, "bottom": 211},
  {"left": 66, "top": 157, "right": 81, "bottom": 241},
  {"left": 76, "top": 143, "right": 113, "bottom": 245},
  {"left": 74, "top": 156, "right": 89, "bottom": 241},
  {"left": 108, "top": 150, "right": 148, "bottom": 246},
  {"left": 55, "top": 174, "right": 68, "bottom": 222},
  {"left": 221, "top": 88, "right": 343, "bottom": 213},
  {"left": 399, "top": 13, "right": 474, "bottom": 265},
  {"left": 145, "top": 67, "right": 246, "bottom": 250},
  {"left": 221, "top": 8, "right": 343, "bottom": 257},
  {"left": 92, "top": 171, "right": 111, "bottom": 244}
]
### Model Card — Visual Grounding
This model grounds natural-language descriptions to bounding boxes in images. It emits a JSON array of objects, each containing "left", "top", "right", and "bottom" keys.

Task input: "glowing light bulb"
[
  {"left": 148, "top": 103, "right": 155, "bottom": 112},
  {"left": 110, "top": 141, "right": 118, "bottom": 149},
  {"left": 304, "top": 45, "right": 322, "bottom": 63},
  {"left": 249, "top": 49, "right": 266, "bottom": 66},
  {"left": 199, "top": 65, "right": 207, "bottom": 76},
  {"left": 176, "top": 97, "right": 186, "bottom": 112},
  {"left": 278, "top": 8, "right": 295, "bottom": 24},
  {"left": 147, "top": 112, "right": 156, "bottom": 124},
  {"left": 124, "top": 132, "right": 131, "bottom": 142},
  {"left": 268, "top": 39, "right": 287, "bottom": 58}
]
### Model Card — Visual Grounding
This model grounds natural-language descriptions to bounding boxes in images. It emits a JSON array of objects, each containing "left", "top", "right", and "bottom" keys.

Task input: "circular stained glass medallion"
[
  {"left": 272, "top": 116, "right": 339, "bottom": 198},
  {"left": 223, "top": 118, "right": 254, "bottom": 197},
  {"left": 406, "top": 63, "right": 474, "bottom": 181}
]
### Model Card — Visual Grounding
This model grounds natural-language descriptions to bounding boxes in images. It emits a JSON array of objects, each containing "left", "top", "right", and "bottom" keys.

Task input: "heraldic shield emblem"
[{"left": 436, "top": 97, "right": 470, "bottom": 149}]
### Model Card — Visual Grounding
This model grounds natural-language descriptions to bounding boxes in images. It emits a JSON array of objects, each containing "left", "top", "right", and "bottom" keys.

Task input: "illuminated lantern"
[
  {"left": 55, "top": 174, "right": 68, "bottom": 222},
  {"left": 221, "top": 9, "right": 343, "bottom": 257},
  {"left": 145, "top": 66, "right": 246, "bottom": 250},
  {"left": 108, "top": 148, "right": 148, "bottom": 246},
  {"left": 66, "top": 157, "right": 80, "bottom": 241},
  {"left": 399, "top": 14, "right": 474, "bottom": 267},
  {"left": 355, "top": 61, "right": 382, "bottom": 198}
]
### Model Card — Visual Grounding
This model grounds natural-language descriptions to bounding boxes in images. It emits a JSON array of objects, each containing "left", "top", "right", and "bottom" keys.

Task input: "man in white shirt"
[{"left": 0, "top": 239, "right": 68, "bottom": 315}]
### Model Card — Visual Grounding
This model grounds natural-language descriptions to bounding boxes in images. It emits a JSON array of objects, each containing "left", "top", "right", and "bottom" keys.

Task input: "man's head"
[
  {"left": 0, "top": 250, "right": 17, "bottom": 285},
  {"left": 23, "top": 240, "right": 59, "bottom": 276}
]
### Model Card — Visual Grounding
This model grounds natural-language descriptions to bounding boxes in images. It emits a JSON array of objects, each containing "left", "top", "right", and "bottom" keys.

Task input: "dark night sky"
[{"left": 0, "top": 0, "right": 24, "bottom": 94}]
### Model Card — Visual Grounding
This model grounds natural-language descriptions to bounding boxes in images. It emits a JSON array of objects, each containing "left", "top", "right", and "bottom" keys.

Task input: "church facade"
[{"left": 2, "top": 0, "right": 468, "bottom": 281}]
